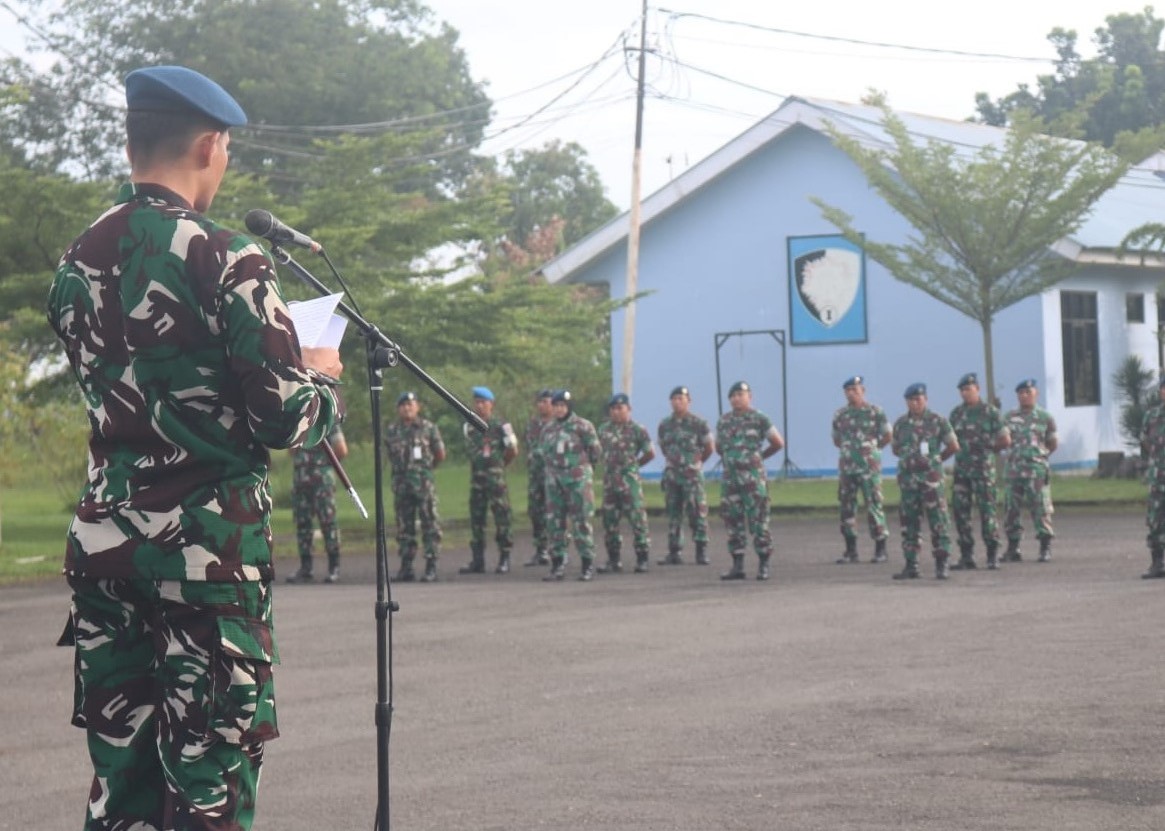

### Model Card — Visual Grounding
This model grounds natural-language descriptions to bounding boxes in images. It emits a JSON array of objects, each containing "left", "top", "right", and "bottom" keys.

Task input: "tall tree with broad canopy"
[
  {"left": 975, "top": 8, "right": 1165, "bottom": 146},
  {"left": 812, "top": 99, "right": 1150, "bottom": 402}
]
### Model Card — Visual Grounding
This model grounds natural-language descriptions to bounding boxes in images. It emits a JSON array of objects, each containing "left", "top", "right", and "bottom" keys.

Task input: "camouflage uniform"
[
  {"left": 48, "top": 180, "right": 341, "bottom": 830},
  {"left": 1003, "top": 406, "right": 1057, "bottom": 556},
  {"left": 598, "top": 418, "right": 653, "bottom": 569},
  {"left": 543, "top": 413, "right": 602, "bottom": 574},
  {"left": 384, "top": 416, "right": 444, "bottom": 577},
  {"left": 1140, "top": 401, "right": 1165, "bottom": 577},
  {"left": 892, "top": 410, "right": 956, "bottom": 572},
  {"left": 716, "top": 410, "right": 775, "bottom": 565},
  {"left": 831, "top": 403, "right": 890, "bottom": 549},
  {"left": 525, "top": 413, "right": 552, "bottom": 562},
  {"left": 657, "top": 411, "right": 712, "bottom": 561},
  {"left": 291, "top": 425, "right": 345, "bottom": 577},
  {"left": 949, "top": 401, "right": 1008, "bottom": 563},
  {"left": 465, "top": 416, "right": 514, "bottom": 565}
]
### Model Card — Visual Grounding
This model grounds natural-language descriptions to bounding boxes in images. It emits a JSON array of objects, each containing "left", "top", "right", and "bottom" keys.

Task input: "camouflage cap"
[
  {"left": 904, "top": 382, "right": 927, "bottom": 398},
  {"left": 125, "top": 66, "right": 247, "bottom": 127}
]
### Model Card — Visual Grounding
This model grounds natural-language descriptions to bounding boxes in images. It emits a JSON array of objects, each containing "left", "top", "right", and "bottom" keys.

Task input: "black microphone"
[{"left": 244, "top": 209, "right": 322, "bottom": 253}]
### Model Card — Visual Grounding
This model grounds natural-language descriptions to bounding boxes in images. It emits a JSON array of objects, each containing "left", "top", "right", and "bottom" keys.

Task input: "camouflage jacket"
[
  {"left": 292, "top": 425, "right": 345, "bottom": 492},
  {"left": 832, "top": 402, "right": 889, "bottom": 479},
  {"left": 949, "top": 401, "right": 1008, "bottom": 473},
  {"left": 466, "top": 414, "right": 514, "bottom": 473},
  {"left": 47, "top": 182, "right": 342, "bottom": 582},
  {"left": 543, "top": 413, "right": 601, "bottom": 483},
  {"left": 383, "top": 417, "right": 443, "bottom": 488},
  {"left": 1004, "top": 406, "right": 1057, "bottom": 480},
  {"left": 1142, "top": 403, "right": 1165, "bottom": 481},
  {"left": 525, "top": 414, "right": 552, "bottom": 477},
  {"left": 657, "top": 412, "right": 711, "bottom": 480},
  {"left": 716, "top": 409, "right": 774, "bottom": 484},
  {"left": 598, "top": 419, "right": 652, "bottom": 491},
  {"left": 892, "top": 410, "right": 956, "bottom": 487}
]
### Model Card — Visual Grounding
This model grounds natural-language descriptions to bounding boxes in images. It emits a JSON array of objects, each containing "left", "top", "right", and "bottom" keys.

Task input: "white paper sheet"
[{"left": 287, "top": 293, "right": 348, "bottom": 348}]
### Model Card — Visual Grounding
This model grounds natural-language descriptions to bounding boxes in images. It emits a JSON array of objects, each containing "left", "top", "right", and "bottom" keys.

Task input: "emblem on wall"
[{"left": 787, "top": 234, "right": 868, "bottom": 345}]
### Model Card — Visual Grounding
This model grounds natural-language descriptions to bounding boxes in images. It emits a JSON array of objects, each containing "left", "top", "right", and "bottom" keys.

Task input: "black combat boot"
[
  {"left": 950, "top": 544, "right": 976, "bottom": 570},
  {"left": 658, "top": 550, "right": 683, "bottom": 566},
  {"left": 495, "top": 553, "right": 511, "bottom": 574},
  {"left": 1037, "top": 538, "right": 1051, "bottom": 562},
  {"left": 523, "top": 550, "right": 550, "bottom": 567},
  {"left": 459, "top": 546, "right": 486, "bottom": 574},
  {"left": 756, "top": 555, "right": 772, "bottom": 581},
  {"left": 986, "top": 541, "right": 1000, "bottom": 570},
  {"left": 892, "top": 558, "right": 920, "bottom": 580},
  {"left": 325, "top": 556, "right": 341, "bottom": 584},
  {"left": 836, "top": 537, "right": 858, "bottom": 565},
  {"left": 1003, "top": 540, "right": 1022, "bottom": 562},
  {"left": 597, "top": 554, "right": 623, "bottom": 574},
  {"left": 420, "top": 558, "right": 439, "bottom": 583},
  {"left": 395, "top": 556, "right": 416, "bottom": 582},
  {"left": 935, "top": 552, "right": 950, "bottom": 580},
  {"left": 543, "top": 557, "right": 565, "bottom": 582},
  {"left": 872, "top": 538, "right": 888, "bottom": 563},
  {"left": 634, "top": 551, "right": 649, "bottom": 573},
  {"left": 578, "top": 559, "right": 595, "bottom": 582},
  {"left": 1143, "top": 547, "right": 1165, "bottom": 579},
  {"left": 695, "top": 542, "right": 709, "bottom": 565},
  {"left": 285, "top": 560, "right": 314, "bottom": 583},
  {"left": 720, "top": 554, "right": 746, "bottom": 581}
]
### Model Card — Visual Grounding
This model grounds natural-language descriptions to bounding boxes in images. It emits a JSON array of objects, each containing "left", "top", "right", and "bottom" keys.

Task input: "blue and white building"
[{"left": 540, "top": 97, "right": 1165, "bottom": 477}]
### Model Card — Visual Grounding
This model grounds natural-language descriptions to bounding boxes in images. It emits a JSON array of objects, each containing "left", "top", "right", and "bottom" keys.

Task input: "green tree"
[
  {"left": 975, "top": 8, "right": 1165, "bottom": 146},
  {"left": 812, "top": 101, "right": 1143, "bottom": 401},
  {"left": 1113, "top": 353, "right": 1157, "bottom": 449}
]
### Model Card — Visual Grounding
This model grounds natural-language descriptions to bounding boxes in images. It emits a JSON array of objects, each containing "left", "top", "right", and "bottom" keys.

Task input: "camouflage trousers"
[
  {"left": 837, "top": 472, "right": 888, "bottom": 542},
  {"left": 546, "top": 474, "right": 596, "bottom": 562},
  {"left": 602, "top": 479, "right": 650, "bottom": 559},
  {"left": 1003, "top": 473, "right": 1054, "bottom": 543},
  {"left": 528, "top": 468, "right": 549, "bottom": 557},
  {"left": 661, "top": 468, "right": 709, "bottom": 553},
  {"left": 393, "top": 479, "right": 441, "bottom": 561},
  {"left": 61, "top": 576, "right": 277, "bottom": 831},
  {"left": 469, "top": 468, "right": 513, "bottom": 555},
  {"left": 1146, "top": 478, "right": 1165, "bottom": 550},
  {"left": 951, "top": 468, "right": 1000, "bottom": 550},
  {"left": 898, "top": 471, "right": 952, "bottom": 559},
  {"left": 721, "top": 474, "right": 772, "bottom": 558},
  {"left": 293, "top": 483, "right": 339, "bottom": 565}
]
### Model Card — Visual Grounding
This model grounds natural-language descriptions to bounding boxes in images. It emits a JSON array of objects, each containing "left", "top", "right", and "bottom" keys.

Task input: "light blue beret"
[{"left": 472, "top": 386, "right": 494, "bottom": 401}]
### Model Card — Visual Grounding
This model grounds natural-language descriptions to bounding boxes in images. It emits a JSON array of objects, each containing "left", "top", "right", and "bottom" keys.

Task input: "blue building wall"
[{"left": 576, "top": 125, "right": 1158, "bottom": 478}]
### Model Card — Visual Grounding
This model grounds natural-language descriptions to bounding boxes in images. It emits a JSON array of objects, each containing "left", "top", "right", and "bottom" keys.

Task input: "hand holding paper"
[{"left": 288, "top": 292, "right": 349, "bottom": 348}]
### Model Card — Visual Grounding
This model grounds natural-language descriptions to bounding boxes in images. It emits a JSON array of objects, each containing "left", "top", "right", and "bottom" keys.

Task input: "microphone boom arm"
[{"left": 270, "top": 244, "right": 488, "bottom": 433}]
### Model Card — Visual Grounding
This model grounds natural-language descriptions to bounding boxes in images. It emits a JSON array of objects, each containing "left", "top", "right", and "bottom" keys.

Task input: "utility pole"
[{"left": 621, "top": 0, "right": 648, "bottom": 396}]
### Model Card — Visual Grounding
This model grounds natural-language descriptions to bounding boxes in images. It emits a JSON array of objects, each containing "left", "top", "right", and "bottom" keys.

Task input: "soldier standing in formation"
[
  {"left": 523, "top": 389, "right": 554, "bottom": 567},
  {"left": 1002, "top": 378, "right": 1058, "bottom": 563},
  {"left": 461, "top": 386, "right": 517, "bottom": 575},
  {"left": 948, "top": 372, "right": 1010, "bottom": 570},
  {"left": 657, "top": 385, "right": 714, "bottom": 566},
  {"left": 597, "top": 393, "right": 656, "bottom": 574},
  {"left": 287, "top": 425, "right": 349, "bottom": 584},
  {"left": 1140, "top": 378, "right": 1165, "bottom": 579},
  {"left": 384, "top": 391, "right": 445, "bottom": 583},
  {"left": 716, "top": 381, "right": 784, "bottom": 582},
  {"left": 542, "top": 389, "right": 602, "bottom": 582},
  {"left": 831, "top": 376, "right": 892, "bottom": 565},
  {"left": 891, "top": 383, "right": 959, "bottom": 580}
]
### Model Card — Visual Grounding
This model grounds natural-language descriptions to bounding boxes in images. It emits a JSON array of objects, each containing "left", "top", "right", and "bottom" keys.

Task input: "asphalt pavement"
[{"left": 4, "top": 508, "right": 1165, "bottom": 830}]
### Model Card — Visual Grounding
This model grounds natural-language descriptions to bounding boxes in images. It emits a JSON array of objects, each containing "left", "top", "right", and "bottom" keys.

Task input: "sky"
[
  {"left": 0, "top": 0, "right": 1144, "bottom": 210},
  {"left": 423, "top": 0, "right": 1135, "bottom": 209}
]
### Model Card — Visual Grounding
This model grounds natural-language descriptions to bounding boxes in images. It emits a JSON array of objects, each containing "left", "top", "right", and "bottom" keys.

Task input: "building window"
[
  {"left": 1061, "top": 291, "right": 1099, "bottom": 407},
  {"left": 1127, "top": 293, "right": 1145, "bottom": 323}
]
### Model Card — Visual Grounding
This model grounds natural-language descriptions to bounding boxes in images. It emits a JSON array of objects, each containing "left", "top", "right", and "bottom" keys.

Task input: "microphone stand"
[{"left": 270, "top": 243, "right": 486, "bottom": 831}]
